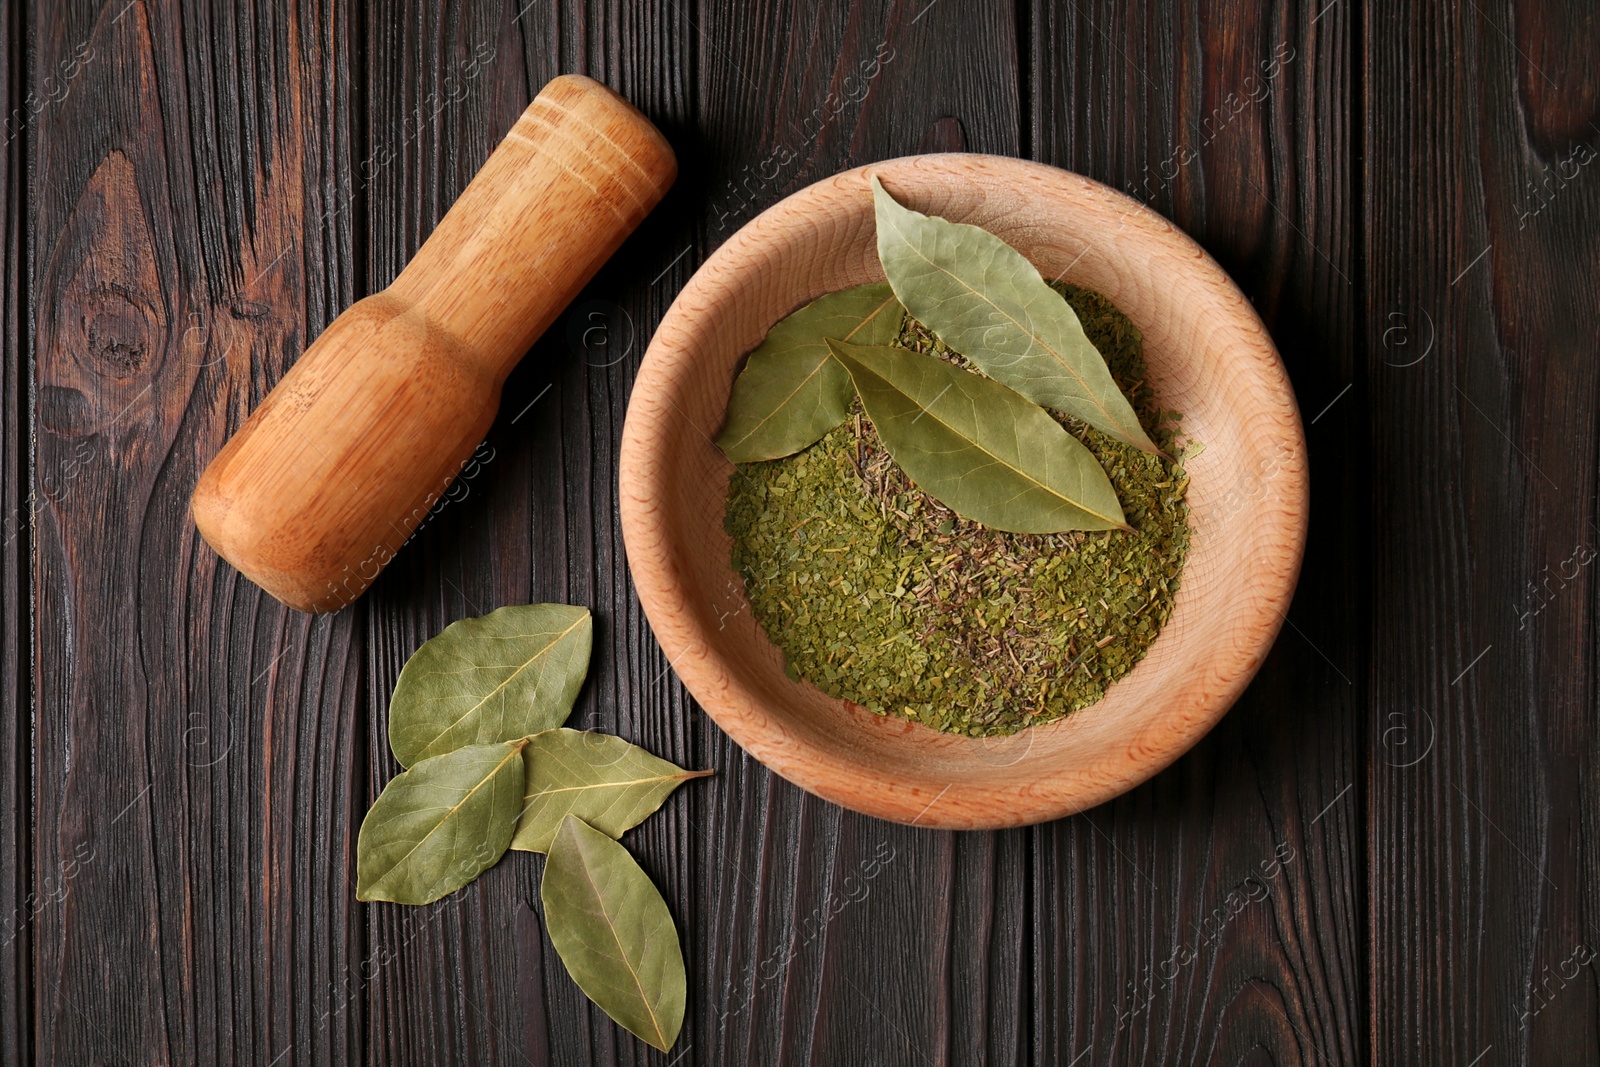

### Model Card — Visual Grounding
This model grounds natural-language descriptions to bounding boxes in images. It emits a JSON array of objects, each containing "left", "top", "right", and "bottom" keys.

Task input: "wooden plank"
[
  {"left": 527, "top": 8, "right": 701, "bottom": 1061},
  {"left": 29, "top": 0, "right": 364, "bottom": 1061},
  {"left": 686, "top": 3, "right": 1028, "bottom": 1065},
  {"left": 355, "top": 7, "right": 536, "bottom": 1060},
  {"left": 1365, "top": 1, "right": 1600, "bottom": 1062},
  {"left": 1027, "top": 2, "right": 1364, "bottom": 1062},
  {"left": 353, "top": 3, "right": 700, "bottom": 1064},
  {"left": 0, "top": 0, "right": 30, "bottom": 1059}
]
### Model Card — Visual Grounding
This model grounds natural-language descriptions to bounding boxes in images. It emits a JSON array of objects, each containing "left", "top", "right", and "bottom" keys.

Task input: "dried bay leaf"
[
  {"left": 511, "top": 730, "right": 712, "bottom": 853},
  {"left": 871, "top": 176, "right": 1159, "bottom": 455},
  {"left": 388, "top": 604, "right": 592, "bottom": 768},
  {"left": 356, "top": 740, "right": 527, "bottom": 905},
  {"left": 716, "top": 282, "right": 904, "bottom": 461},
  {"left": 828, "top": 340, "right": 1130, "bottom": 533},
  {"left": 542, "top": 815, "right": 687, "bottom": 1051}
]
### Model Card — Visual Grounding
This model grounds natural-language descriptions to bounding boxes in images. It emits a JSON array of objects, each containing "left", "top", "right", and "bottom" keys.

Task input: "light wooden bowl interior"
[{"left": 619, "top": 154, "right": 1307, "bottom": 829}]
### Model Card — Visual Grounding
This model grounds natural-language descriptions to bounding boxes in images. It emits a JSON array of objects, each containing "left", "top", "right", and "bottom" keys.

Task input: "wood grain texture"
[
  {"left": 0, "top": 0, "right": 29, "bottom": 1059},
  {"left": 1367, "top": 1, "right": 1600, "bottom": 1063},
  {"left": 12, "top": 0, "right": 1598, "bottom": 1064},
  {"left": 30, "top": 0, "right": 365, "bottom": 1062},
  {"left": 355, "top": 3, "right": 703, "bottom": 1065},
  {"left": 1028, "top": 1, "right": 1364, "bottom": 1063}
]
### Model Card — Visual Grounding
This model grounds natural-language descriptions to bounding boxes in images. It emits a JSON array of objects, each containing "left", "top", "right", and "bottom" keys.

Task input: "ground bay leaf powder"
[{"left": 725, "top": 285, "right": 1192, "bottom": 736}]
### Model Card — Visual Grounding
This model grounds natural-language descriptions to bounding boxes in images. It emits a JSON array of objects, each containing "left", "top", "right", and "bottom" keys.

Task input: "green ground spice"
[{"left": 725, "top": 285, "right": 1192, "bottom": 736}]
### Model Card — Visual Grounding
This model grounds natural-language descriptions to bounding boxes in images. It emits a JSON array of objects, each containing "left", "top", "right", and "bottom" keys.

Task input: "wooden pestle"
[{"left": 192, "top": 75, "right": 676, "bottom": 612}]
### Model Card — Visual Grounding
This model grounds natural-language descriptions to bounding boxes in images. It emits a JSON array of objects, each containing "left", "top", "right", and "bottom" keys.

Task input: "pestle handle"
[{"left": 191, "top": 75, "right": 676, "bottom": 612}]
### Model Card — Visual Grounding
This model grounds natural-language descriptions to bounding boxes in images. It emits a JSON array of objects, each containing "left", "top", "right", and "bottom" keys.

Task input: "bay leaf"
[
  {"left": 356, "top": 740, "right": 527, "bottom": 905},
  {"left": 511, "top": 729, "right": 712, "bottom": 853},
  {"left": 388, "top": 604, "right": 592, "bottom": 768},
  {"left": 716, "top": 282, "right": 904, "bottom": 462},
  {"left": 542, "top": 815, "right": 686, "bottom": 1051},
  {"left": 828, "top": 340, "right": 1130, "bottom": 533},
  {"left": 871, "top": 176, "right": 1159, "bottom": 455}
]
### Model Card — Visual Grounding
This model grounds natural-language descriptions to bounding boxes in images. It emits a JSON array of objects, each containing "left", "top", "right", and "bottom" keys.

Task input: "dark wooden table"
[{"left": 5, "top": 0, "right": 1597, "bottom": 1062}]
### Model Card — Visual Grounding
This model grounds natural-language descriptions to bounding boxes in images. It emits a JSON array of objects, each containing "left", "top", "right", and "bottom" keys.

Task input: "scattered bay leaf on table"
[
  {"left": 829, "top": 340, "right": 1130, "bottom": 534},
  {"left": 716, "top": 282, "right": 904, "bottom": 462},
  {"left": 511, "top": 729, "right": 712, "bottom": 853},
  {"left": 356, "top": 740, "right": 527, "bottom": 905},
  {"left": 542, "top": 815, "right": 687, "bottom": 1052},
  {"left": 870, "top": 176, "right": 1159, "bottom": 455},
  {"left": 388, "top": 604, "right": 592, "bottom": 767}
]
